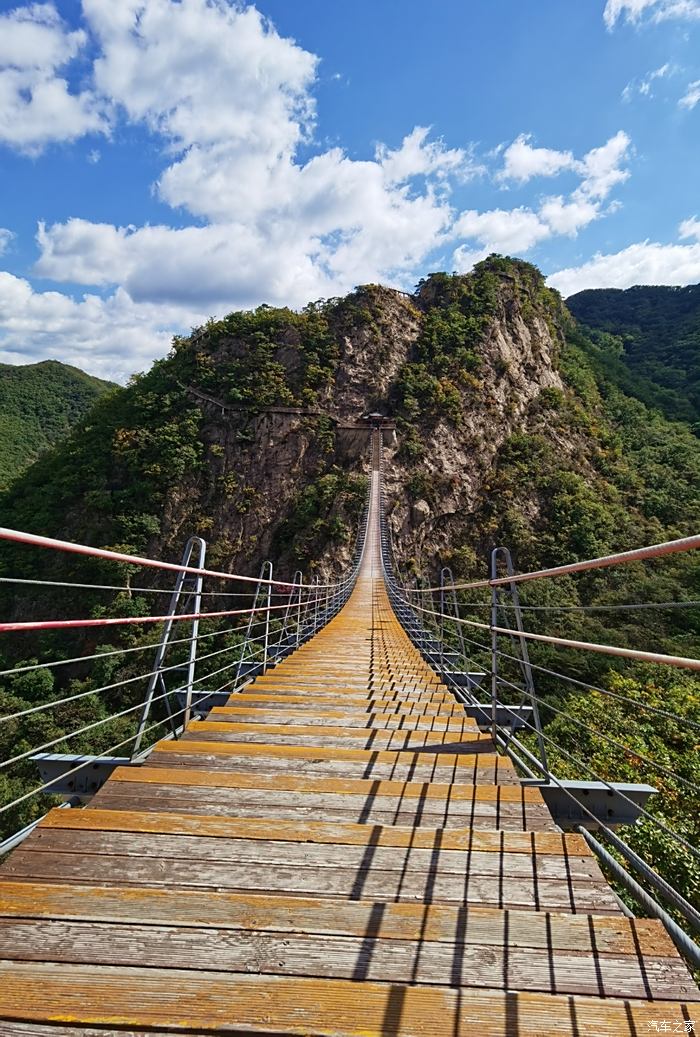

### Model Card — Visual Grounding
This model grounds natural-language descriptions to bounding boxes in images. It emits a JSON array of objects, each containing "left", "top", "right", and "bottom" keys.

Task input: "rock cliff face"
[
  {"left": 0, "top": 258, "right": 579, "bottom": 586},
  {"left": 381, "top": 271, "right": 566, "bottom": 572}
]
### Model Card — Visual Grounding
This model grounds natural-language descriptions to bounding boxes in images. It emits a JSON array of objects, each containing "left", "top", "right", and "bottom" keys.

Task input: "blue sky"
[{"left": 0, "top": 0, "right": 699, "bottom": 380}]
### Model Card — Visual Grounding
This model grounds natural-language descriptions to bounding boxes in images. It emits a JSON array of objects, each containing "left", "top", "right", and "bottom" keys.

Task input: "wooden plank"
[
  {"left": 0, "top": 963, "right": 696, "bottom": 1034},
  {"left": 19, "top": 828, "right": 604, "bottom": 884},
  {"left": 0, "top": 918, "right": 696, "bottom": 1001},
  {"left": 0, "top": 880, "right": 677, "bottom": 957},
  {"left": 107, "top": 765, "right": 546, "bottom": 803},
  {"left": 0, "top": 850, "right": 619, "bottom": 912},
  {"left": 144, "top": 748, "right": 520, "bottom": 784},
  {"left": 160, "top": 738, "right": 497, "bottom": 764},
  {"left": 84, "top": 783, "right": 548, "bottom": 824},
  {"left": 207, "top": 707, "right": 478, "bottom": 731},
  {"left": 82, "top": 791, "right": 547, "bottom": 831},
  {"left": 38, "top": 805, "right": 584, "bottom": 854},
  {"left": 191, "top": 719, "right": 486, "bottom": 741},
  {"left": 225, "top": 692, "right": 465, "bottom": 714}
]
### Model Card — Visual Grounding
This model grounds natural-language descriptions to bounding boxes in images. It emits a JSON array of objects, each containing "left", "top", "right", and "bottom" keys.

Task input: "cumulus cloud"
[
  {"left": 604, "top": 0, "right": 700, "bottom": 26},
  {"left": 497, "top": 131, "right": 631, "bottom": 201},
  {"left": 451, "top": 131, "right": 632, "bottom": 270},
  {"left": 679, "top": 215, "right": 700, "bottom": 239},
  {"left": 498, "top": 135, "right": 578, "bottom": 184},
  {"left": 548, "top": 234, "right": 700, "bottom": 296},
  {"left": 0, "top": 2, "right": 107, "bottom": 153},
  {"left": 0, "top": 1, "right": 639, "bottom": 376},
  {"left": 0, "top": 272, "right": 197, "bottom": 381}
]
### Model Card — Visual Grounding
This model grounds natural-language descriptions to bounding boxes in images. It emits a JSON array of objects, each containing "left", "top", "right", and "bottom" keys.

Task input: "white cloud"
[
  {"left": 679, "top": 215, "right": 700, "bottom": 239},
  {"left": 498, "top": 135, "right": 578, "bottom": 183},
  {"left": 539, "top": 196, "right": 600, "bottom": 235},
  {"left": 679, "top": 78, "right": 700, "bottom": 108},
  {"left": 453, "top": 208, "right": 551, "bottom": 256},
  {"left": 549, "top": 238, "right": 700, "bottom": 296},
  {"left": 0, "top": 272, "right": 196, "bottom": 381},
  {"left": 497, "top": 131, "right": 631, "bottom": 204},
  {"left": 0, "top": 2, "right": 106, "bottom": 154},
  {"left": 0, "top": 229, "right": 15, "bottom": 255},
  {"left": 623, "top": 62, "right": 671, "bottom": 100},
  {"left": 604, "top": 0, "right": 700, "bottom": 26},
  {"left": 451, "top": 131, "right": 632, "bottom": 270},
  {"left": 0, "top": 1, "right": 637, "bottom": 376}
]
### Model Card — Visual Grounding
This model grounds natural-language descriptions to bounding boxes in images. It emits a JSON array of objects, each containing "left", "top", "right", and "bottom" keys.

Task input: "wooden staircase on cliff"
[{"left": 0, "top": 463, "right": 697, "bottom": 1034}]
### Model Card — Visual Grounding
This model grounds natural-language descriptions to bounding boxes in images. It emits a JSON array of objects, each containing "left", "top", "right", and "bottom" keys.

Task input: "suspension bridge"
[{"left": 0, "top": 430, "right": 698, "bottom": 1033}]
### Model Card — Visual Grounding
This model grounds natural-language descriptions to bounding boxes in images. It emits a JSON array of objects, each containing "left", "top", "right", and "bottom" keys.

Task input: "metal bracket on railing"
[
  {"left": 31, "top": 753, "right": 134, "bottom": 802},
  {"left": 535, "top": 780, "right": 657, "bottom": 829}
]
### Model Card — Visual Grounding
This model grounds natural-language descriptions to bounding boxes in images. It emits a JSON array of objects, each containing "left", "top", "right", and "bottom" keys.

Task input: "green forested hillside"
[
  {"left": 567, "top": 283, "right": 700, "bottom": 428},
  {"left": 0, "top": 259, "right": 698, "bottom": 919},
  {"left": 0, "top": 360, "right": 117, "bottom": 489}
]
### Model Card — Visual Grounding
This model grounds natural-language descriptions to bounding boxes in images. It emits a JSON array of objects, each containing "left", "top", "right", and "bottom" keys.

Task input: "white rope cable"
[
  {"left": 0, "top": 576, "right": 292, "bottom": 598},
  {"left": 436, "top": 622, "right": 700, "bottom": 733},
  {"left": 402, "top": 595, "right": 700, "bottom": 672},
  {"left": 0, "top": 621, "right": 246, "bottom": 678},
  {"left": 414, "top": 533, "right": 700, "bottom": 593},
  {"left": 0, "top": 525, "right": 345, "bottom": 590},
  {"left": 0, "top": 642, "right": 256, "bottom": 771},
  {"left": 0, "top": 627, "right": 270, "bottom": 724}
]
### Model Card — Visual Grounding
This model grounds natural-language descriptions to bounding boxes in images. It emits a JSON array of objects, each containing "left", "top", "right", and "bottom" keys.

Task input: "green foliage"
[
  {"left": 0, "top": 360, "right": 116, "bottom": 489},
  {"left": 273, "top": 469, "right": 367, "bottom": 568},
  {"left": 568, "top": 283, "right": 700, "bottom": 425},
  {"left": 396, "top": 257, "right": 562, "bottom": 434},
  {"left": 180, "top": 302, "right": 340, "bottom": 409}
]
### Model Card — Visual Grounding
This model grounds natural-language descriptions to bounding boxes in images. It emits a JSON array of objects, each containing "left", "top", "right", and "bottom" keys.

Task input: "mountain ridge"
[{"left": 0, "top": 358, "right": 117, "bottom": 490}]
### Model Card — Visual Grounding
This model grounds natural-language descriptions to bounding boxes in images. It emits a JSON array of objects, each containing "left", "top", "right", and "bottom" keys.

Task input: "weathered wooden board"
[
  {"left": 0, "top": 918, "right": 696, "bottom": 1001},
  {"left": 107, "top": 765, "right": 542, "bottom": 804},
  {"left": 18, "top": 828, "right": 603, "bottom": 885},
  {"left": 207, "top": 707, "right": 477, "bottom": 731},
  {"left": 0, "top": 963, "right": 697, "bottom": 1034},
  {"left": 38, "top": 806, "right": 584, "bottom": 854},
  {"left": 144, "top": 746, "right": 520, "bottom": 784},
  {"left": 0, "top": 880, "right": 675, "bottom": 956},
  {"left": 0, "top": 849, "right": 620, "bottom": 912}
]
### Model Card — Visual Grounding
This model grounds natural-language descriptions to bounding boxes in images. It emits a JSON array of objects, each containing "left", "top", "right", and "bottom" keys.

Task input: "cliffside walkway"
[{"left": 0, "top": 442, "right": 698, "bottom": 1033}]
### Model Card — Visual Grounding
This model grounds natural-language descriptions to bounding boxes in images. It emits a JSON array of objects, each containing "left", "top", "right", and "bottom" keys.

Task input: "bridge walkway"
[{"left": 0, "top": 458, "right": 697, "bottom": 1032}]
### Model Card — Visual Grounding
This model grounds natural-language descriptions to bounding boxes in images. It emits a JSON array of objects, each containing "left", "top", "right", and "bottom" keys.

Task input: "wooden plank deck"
[{"left": 0, "top": 460, "right": 697, "bottom": 1034}]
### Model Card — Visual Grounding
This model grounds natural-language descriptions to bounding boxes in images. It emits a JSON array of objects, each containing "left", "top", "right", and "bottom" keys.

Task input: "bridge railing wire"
[
  {"left": 372, "top": 431, "right": 700, "bottom": 966},
  {"left": 0, "top": 480, "right": 370, "bottom": 852}
]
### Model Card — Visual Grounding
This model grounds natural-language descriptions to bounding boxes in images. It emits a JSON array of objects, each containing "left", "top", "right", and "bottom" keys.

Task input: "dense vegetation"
[
  {"left": 0, "top": 360, "right": 116, "bottom": 489},
  {"left": 567, "top": 283, "right": 700, "bottom": 428},
  {"left": 401, "top": 266, "right": 700, "bottom": 917},
  {"left": 1, "top": 259, "right": 698, "bottom": 926}
]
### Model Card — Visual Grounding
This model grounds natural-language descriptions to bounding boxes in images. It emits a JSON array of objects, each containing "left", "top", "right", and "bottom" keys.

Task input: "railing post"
[
  {"left": 296, "top": 573, "right": 304, "bottom": 646},
  {"left": 439, "top": 567, "right": 447, "bottom": 673},
  {"left": 235, "top": 560, "right": 272, "bottom": 683},
  {"left": 262, "top": 565, "right": 272, "bottom": 674},
  {"left": 183, "top": 536, "right": 206, "bottom": 730},
  {"left": 132, "top": 535, "right": 207, "bottom": 759},
  {"left": 313, "top": 575, "right": 320, "bottom": 633},
  {"left": 498, "top": 546, "right": 549, "bottom": 774},
  {"left": 490, "top": 548, "right": 499, "bottom": 747}
]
